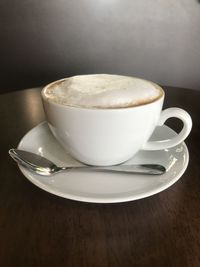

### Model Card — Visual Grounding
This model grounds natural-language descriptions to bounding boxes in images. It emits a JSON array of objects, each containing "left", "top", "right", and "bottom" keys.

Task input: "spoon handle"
[{"left": 64, "top": 164, "right": 166, "bottom": 175}]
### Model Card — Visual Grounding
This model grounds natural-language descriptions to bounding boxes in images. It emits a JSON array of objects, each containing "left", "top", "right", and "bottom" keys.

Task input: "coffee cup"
[{"left": 41, "top": 74, "right": 192, "bottom": 166}]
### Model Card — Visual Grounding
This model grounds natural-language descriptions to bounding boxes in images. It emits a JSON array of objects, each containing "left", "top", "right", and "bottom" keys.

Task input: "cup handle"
[{"left": 143, "top": 108, "right": 192, "bottom": 150}]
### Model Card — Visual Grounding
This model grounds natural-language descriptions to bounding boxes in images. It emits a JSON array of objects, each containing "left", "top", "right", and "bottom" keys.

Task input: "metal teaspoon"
[{"left": 8, "top": 149, "right": 166, "bottom": 176}]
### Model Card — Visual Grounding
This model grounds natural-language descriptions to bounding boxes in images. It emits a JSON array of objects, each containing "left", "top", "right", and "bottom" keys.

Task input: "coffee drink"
[
  {"left": 43, "top": 74, "right": 163, "bottom": 108},
  {"left": 42, "top": 74, "right": 191, "bottom": 166}
]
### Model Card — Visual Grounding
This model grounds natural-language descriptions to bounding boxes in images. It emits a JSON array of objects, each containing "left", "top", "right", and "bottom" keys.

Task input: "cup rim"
[{"left": 41, "top": 76, "right": 165, "bottom": 111}]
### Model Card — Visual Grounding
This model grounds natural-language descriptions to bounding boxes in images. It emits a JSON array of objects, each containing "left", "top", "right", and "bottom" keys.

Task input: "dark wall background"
[{"left": 0, "top": 0, "right": 200, "bottom": 92}]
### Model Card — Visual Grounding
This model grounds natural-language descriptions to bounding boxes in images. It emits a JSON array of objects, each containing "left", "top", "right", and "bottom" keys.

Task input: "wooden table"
[{"left": 0, "top": 86, "right": 200, "bottom": 267}]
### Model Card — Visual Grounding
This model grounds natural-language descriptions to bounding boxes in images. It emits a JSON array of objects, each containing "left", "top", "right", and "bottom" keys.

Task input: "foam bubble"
[{"left": 44, "top": 74, "right": 163, "bottom": 108}]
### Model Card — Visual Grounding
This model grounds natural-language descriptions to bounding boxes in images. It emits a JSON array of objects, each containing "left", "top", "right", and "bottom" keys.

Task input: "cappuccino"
[
  {"left": 42, "top": 74, "right": 192, "bottom": 165},
  {"left": 43, "top": 74, "right": 163, "bottom": 108}
]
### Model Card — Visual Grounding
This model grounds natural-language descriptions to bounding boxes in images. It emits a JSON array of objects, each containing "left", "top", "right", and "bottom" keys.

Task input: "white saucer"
[{"left": 17, "top": 122, "right": 189, "bottom": 203}]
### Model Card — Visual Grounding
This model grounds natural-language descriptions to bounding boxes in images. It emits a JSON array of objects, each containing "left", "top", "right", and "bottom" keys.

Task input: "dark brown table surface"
[{"left": 0, "top": 86, "right": 200, "bottom": 267}]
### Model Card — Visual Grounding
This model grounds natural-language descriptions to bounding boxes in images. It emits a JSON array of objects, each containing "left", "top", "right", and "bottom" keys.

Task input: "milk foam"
[{"left": 44, "top": 74, "right": 162, "bottom": 108}]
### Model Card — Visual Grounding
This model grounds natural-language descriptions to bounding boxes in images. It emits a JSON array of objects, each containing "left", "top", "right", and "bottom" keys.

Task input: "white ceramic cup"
[{"left": 41, "top": 78, "right": 192, "bottom": 166}]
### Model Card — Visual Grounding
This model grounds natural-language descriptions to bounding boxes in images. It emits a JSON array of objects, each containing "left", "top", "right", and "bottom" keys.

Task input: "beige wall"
[{"left": 1, "top": 0, "right": 200, "bottom": 91}]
